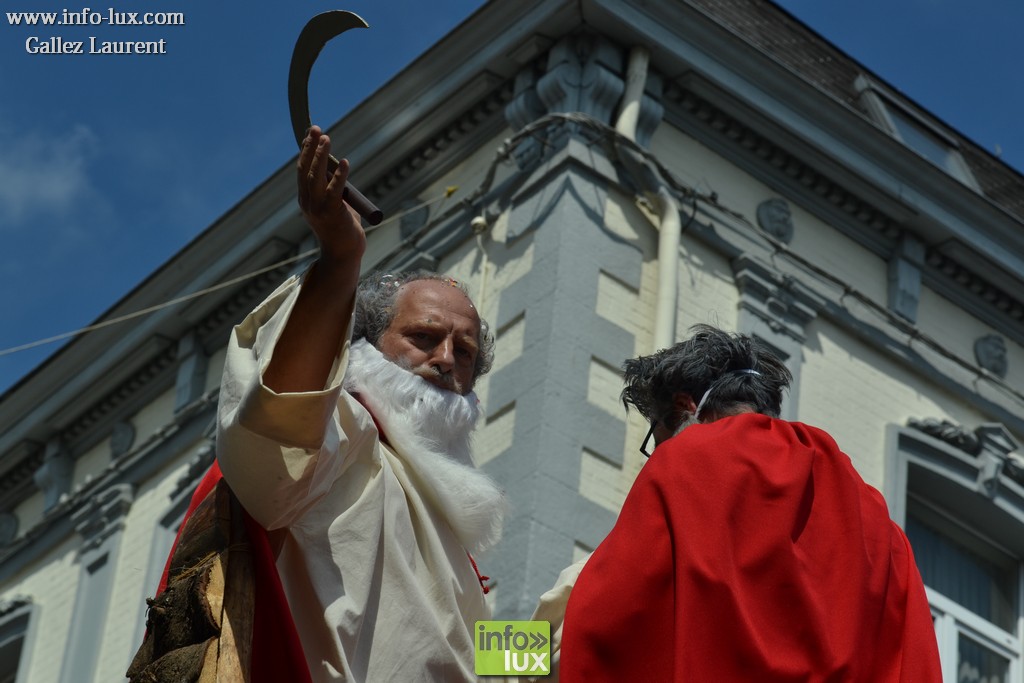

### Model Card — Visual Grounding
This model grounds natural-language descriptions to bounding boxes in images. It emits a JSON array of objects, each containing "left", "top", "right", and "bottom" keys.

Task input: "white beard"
[{"left": 343, "top": 339, "right": 505, "bottom": 553}]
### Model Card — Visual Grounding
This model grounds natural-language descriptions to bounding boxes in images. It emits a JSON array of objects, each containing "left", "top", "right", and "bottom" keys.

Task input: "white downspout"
[
  {"left": 614, "top": 46, "right": 650, "bottom": 140},
  {"left": 615, "top": 46, "right": 680, "bottom": 351},
  {"left": 650, "top": 188, "right": 681, "bottom": 350}
]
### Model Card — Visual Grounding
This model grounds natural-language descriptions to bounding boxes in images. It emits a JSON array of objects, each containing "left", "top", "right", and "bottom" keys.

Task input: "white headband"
[{"left": 694, "top": 369, "right": 761, "bottom": 419}]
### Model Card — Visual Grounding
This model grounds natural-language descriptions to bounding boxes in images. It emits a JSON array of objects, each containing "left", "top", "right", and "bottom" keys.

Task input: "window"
[
  {"left": 59, "top": 484, "right": 133, "bottom": 683},
  {"left": 907, "top": 495, "right": 1019, "bottom": 683},
  {"left": 887, "top": 109, "right": 963, "bottom": 177},
  {"left": 888, "top": 423, "right": 1024, "bottom": 683},
  {"left": 0, "top": 599, "right": 35, "bottom": 683},
  {"left": 855, "top": 76, "right": 980, "bottom": 190}
]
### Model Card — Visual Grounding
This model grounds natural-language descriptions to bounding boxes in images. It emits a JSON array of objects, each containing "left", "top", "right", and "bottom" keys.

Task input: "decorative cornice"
[
  {"left": 1005, "top": 453, "right": 1024, "bottom": 483},
  {"left": 0, "top": 594, "right": 31, "bottom": 617},
  {"left": 0, "top": 514, "right": 17, "bottom": 545},
  {"left": 0, "top": 390, "right": 216, "bottom": 573},
  {"left": 907, "top": 417, "right": 1024, "bottom": 490},
  {"left": 364, "top": 81, "right": 514, "bottom": 203},
  {"left": 925, "top": 250, "right": 1024, "bottom": 323},
  {"left": 664, "top": 81, "right": 901, "bottom": 242},
  {"left": 536, "top": 34, "right": 625, "bottom": 124},
  {"left": 732, "top": 253, "right": 823, "bottom": 342},
  {"left": 61, "top": 346, "right": 176, "bottom": 443},
  {"left": 194, "top": 266, "right": 290, "bottom": 341},
  {"left": 34, "top": 439, "right": 72, "bottom": 512},
  {"left": 0, "top": 274, "right": 279, "bottom": 518},
  {"left": 0, "top": 243, "right": 294, "bottom": 526},
  {"left": 907, "top": 417, "right": 982, "bottom": 455},
  {"left": 663, "top": 80, "right": 1024, "bottom": 343},
  {"left": 0, "top": 443, "right": 43, "bottom": 511},
  {"left": 72, "top": 483, "right": 133, "bottom": 555}
]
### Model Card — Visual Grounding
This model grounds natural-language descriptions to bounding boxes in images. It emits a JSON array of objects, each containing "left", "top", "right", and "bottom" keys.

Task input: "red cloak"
[
  {"left": 156, "top": 462, "right": 312, "bottom": 683},
  {"left": 560, "top": 414, "right": 942, "bottom": 682}
]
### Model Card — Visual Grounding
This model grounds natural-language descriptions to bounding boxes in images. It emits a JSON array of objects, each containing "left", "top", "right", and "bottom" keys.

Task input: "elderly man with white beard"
[{"left": 213, "top": 125, "right": 505, "bottom": 682}]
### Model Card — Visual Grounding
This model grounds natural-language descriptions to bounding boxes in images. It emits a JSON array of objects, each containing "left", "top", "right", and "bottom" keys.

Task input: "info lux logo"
[{"left": 474, "top": 620, "right": 551, "bottom": 676}]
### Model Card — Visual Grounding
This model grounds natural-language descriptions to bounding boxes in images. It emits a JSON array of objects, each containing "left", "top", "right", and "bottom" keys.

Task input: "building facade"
[{"left": 0, "top": 1, "right": 1021, "bottom": 681}]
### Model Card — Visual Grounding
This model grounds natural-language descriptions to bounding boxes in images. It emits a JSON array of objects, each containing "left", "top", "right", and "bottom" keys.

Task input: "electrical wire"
[
  {"left": 3, "top": 112, "right": 1020, "bottom": 414},
  {"left": 0, "top": 191, "right": 452, "bottom": 359},
  {"left": 0, "top": 250, "right": 316, "bottom": 358}
]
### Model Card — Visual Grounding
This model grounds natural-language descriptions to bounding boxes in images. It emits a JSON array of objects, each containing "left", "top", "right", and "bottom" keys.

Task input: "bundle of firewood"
[{"left": 127, "top": 480, "right": 254, "bottom": 682}]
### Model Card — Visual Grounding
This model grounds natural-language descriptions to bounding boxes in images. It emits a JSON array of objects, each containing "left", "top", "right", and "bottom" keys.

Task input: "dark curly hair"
[
  {"left": 353, "top": 269, "right": 495, "bottom": 380},
  {"left": 621, "top": 324, "right": 792, "bottom": 425}
]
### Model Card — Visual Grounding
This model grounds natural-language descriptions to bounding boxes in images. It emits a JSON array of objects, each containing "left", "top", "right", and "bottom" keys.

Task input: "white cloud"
[{"left": 0, "top": 122, "right": 101, "bottom": 227}]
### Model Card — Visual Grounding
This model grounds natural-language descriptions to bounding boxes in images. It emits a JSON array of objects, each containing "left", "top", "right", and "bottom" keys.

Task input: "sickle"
[{"left": 288, "top": 11, "right": 384, "bottom": 225}]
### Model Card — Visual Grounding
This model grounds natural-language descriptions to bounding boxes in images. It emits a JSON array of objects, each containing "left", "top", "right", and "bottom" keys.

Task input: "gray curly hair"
[
  {"left": 621, "top": 324, "right": 792, "bottom": 426},
  {"left": 353, "top": 269, "right": 495, "bottom": 380}
]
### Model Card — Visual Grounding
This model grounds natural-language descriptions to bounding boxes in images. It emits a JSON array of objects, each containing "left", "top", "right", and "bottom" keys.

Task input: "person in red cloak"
[{"left": 558, "top": 324, "right": 942, "bottom": 682}]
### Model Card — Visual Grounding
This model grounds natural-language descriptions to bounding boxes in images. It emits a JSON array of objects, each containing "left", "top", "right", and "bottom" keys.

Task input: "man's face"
[{"left": 377, "top": 279, "right": 481, "bottom": 395}]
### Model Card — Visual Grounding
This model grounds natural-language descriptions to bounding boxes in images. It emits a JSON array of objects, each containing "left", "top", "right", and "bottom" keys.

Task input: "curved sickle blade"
[{"left": 288, "top": 11, "right": 383, "bottom": 225}]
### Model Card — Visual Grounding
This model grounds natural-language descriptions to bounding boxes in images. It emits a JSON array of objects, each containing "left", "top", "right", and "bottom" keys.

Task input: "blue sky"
[{"left": 1, "top": 0, "right": 1021, "bottom": 394}]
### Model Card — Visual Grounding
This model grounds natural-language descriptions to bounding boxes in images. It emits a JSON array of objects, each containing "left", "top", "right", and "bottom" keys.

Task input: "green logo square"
[{"left": 474, "top": 620, "right": 551, "bottom": 676}]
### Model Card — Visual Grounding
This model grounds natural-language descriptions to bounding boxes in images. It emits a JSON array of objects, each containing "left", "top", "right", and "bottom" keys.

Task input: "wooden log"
[
  {"left": 206, "top": 552, "right": 225, "bottom": 630},
  {"left": 216, "top": 491, "right": 255, "bottom": 682},
  {"left": 144, "top": 559, "right": 220, "bottom": 655},
  {"left": 128, "top": 636, "right": 218, "bottom": 683},
  {"left": 127, "top": 480, "right": 256, "bottom": 682},
  {"left": 168, "top": 480, "right": 231, "bottom": 580}
]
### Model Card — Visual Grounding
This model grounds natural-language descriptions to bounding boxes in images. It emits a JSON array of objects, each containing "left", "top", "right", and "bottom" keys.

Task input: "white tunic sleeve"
[{"left": 215, "top": 274, "right": 375, "bottom": 530}]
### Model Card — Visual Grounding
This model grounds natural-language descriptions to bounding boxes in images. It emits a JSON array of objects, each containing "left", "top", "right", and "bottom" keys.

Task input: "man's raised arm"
[{"left": 263, "top": 125, "right": 366, "bottom": 394}]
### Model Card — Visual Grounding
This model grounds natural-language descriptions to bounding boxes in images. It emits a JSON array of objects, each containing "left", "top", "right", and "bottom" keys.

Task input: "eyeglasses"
[{"left": 640, "top": 420, "right": 658, "bottom": 458}]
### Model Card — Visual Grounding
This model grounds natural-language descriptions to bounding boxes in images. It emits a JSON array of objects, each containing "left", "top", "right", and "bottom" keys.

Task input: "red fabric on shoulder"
[
  {"left": 157, "top": 462, "right": 312, "bottom": 683},
  {"left": 560, "top": 414, "right": 941, "bottom": 682}
]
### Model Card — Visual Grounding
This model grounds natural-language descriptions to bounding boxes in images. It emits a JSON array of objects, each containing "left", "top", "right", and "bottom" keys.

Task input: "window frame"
[
  {"left": 0, "top": 599, "right": 39, "bottom": 683},
  {"left": 886, "top": 423, "right": 1024, "bottom": 682},
  {"left": 855, "top": 75, "right": 981, "bottom": 191}
]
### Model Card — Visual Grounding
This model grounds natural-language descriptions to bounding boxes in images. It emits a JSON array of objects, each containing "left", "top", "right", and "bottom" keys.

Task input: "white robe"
[{"left": 216, "top": 275, "right": 504, "bottom": 682}]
